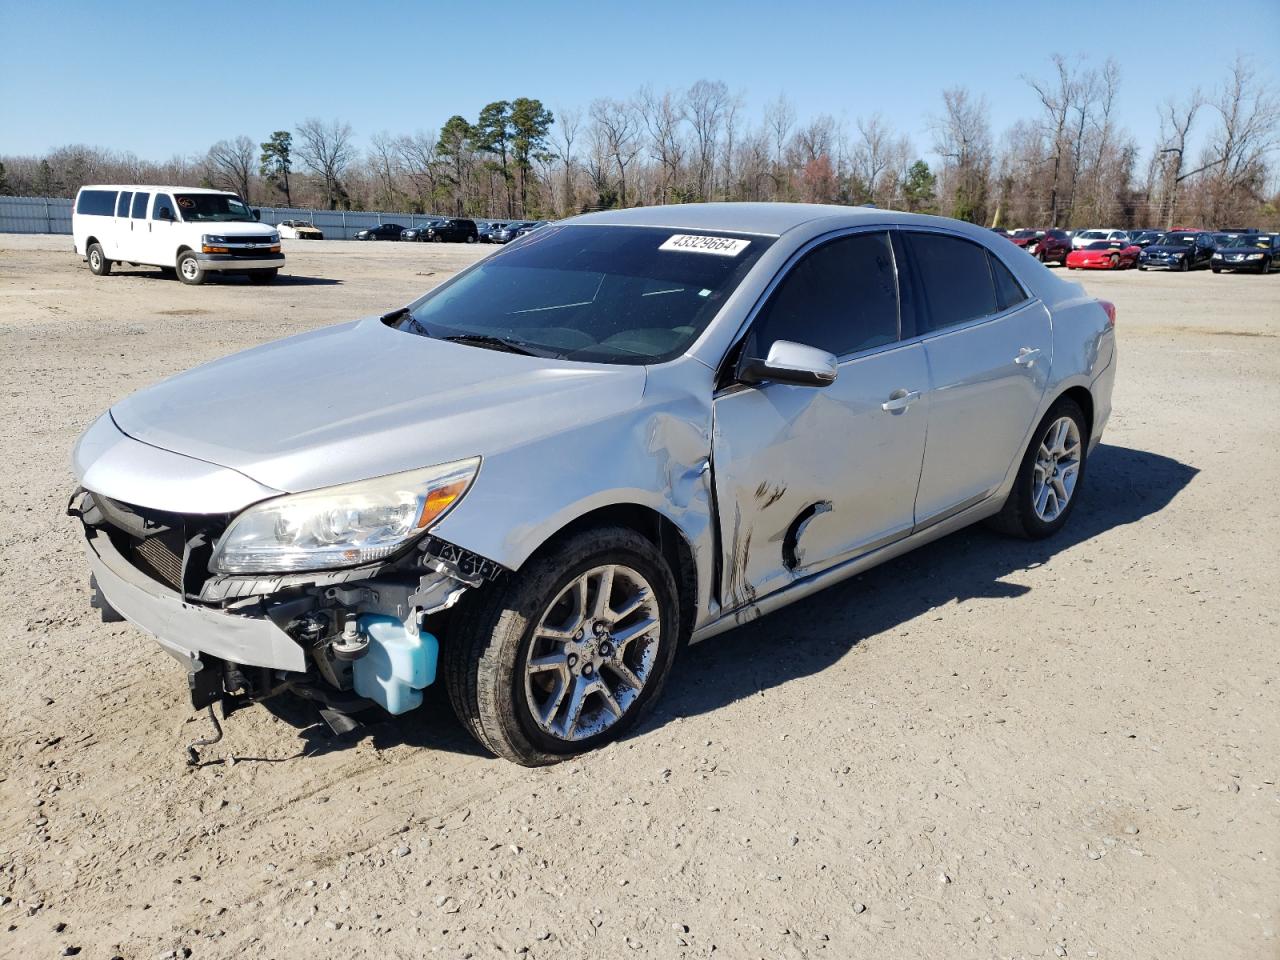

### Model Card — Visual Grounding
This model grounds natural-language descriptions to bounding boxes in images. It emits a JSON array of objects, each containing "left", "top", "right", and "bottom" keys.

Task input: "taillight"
[{"left": 1099, "top": 300, "right": 1116, "bottom": 328}]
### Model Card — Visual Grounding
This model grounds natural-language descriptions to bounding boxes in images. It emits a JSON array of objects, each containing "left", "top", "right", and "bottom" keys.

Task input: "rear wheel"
[
  {"left": 444, "top": 527, "right": 680, "bottom": 765},
  {"left": 177, "top": 251, "right": 206, "bottom": 285},
  {"left": 988, "top": 397, "right": 1088, "bottom": 540},
  {"left": 248, "top": 269, "right": 278, "bottom": 284},
  {"left": 87, "top": 243, "right": 111, "bottom": 276}
]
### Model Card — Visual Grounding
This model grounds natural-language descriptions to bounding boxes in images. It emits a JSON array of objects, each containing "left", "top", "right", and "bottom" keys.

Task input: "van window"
[
  {"left": 904, "top": 233, "right": 998, "bottom": 332},
  {"left": 152, "top": 194, "right": 175, "bottom": 220},
  {"left": 75, "top": 190, "right": 117, "bottom": 216},
  {"left": 131, "top": 192, "right": 151, "bottom": 219},
  {"left": 748, "top": 231, "right": 900, "bottom": 359},
  {"left": 116, "top": 192, "right": 133, "bottom": 217}
]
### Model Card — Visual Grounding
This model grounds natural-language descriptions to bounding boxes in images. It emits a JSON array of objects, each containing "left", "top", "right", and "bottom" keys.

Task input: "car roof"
[
  {"left": 565, "top": 202, "right": 1005, "bottom": 239},
  {"left": 78, "top": 185, "right": 236, "bottom": 195}
]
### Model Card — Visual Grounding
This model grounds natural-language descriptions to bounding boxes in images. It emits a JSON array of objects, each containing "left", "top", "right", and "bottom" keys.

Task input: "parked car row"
[
  {"left": 351, "top": 218, "right": 555, "bottom": 244},
  {"left": 1000, "top": 225, "right": 1279, "bottom": 274}
]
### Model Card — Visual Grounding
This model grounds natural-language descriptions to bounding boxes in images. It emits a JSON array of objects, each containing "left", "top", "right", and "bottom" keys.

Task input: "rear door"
[
  {"left": 108, "top": 191, "right": 133, "bottom": 259},
  {"left": 116, "top": 190, "right": 150, "bottom": 262},
  {"left": 711, "top": 229, "right": 930, "bottom": 607},
  {"left": 904, "top": 231, "right": 1051, "bottom": 523}
]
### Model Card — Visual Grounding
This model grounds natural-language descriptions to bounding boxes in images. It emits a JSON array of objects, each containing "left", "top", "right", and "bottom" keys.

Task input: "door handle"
[
  {"left": 1014, "top": 347, "right": 1041, "bottom": 367},
  {"left": 881, "top": 389, "right": 921, "bottom": 413}
]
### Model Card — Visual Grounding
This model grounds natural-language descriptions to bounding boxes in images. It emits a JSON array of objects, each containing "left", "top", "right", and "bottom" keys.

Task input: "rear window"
[
  {"left": 116, "top": 192, "right": 132, "bottom": 217},
  {"left": 905, "top": 233, "right": 998, "bottom": 332},
  {"left": 75, "top": 190, "right": 116, "bottom": 216},
  {"left": 396, "top": 224, "right": 773, "bottom": 364}
]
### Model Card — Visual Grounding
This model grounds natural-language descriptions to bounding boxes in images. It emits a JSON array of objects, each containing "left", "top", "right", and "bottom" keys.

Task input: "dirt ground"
[{"left": 1, "top": 234, "right": 1277, "bottom": 960}]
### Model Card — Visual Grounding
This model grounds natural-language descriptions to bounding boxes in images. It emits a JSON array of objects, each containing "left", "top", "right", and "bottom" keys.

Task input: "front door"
[
  {"left": 902, "top": 231, "right": 1051, "bottom": 522},
  {"left": 711, "top": 230, "right": 929, "bottom": 610}
]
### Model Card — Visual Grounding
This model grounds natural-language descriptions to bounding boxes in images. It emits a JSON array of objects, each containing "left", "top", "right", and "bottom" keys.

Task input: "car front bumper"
[
  {"left": 83, "top": 522, "right": 306, "bottom": 673},
  {"left": 196, "top": 253, "right": 286, "bottom": 272}
]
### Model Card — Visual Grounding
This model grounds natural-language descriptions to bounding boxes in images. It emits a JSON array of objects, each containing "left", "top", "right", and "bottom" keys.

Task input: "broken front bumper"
[{"left": 84, "top": 524, "right": 306, "bottom": 672}]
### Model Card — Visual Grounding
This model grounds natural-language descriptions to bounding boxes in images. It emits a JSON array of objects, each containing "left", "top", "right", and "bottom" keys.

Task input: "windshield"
[
  {"left": 1012, "top": 229, "right": 1041, "bottom": 239},
  {"left": 1161, "top": 233, "right": 1197, "bottom": 246},
  {"left": 394, "top": 224, "right": 773, "bottom": 364},
  {"left": 174, "top": 193, "right": 254, "bottom": 222},
  {"left": 1224, "top": 235, "right": 1269, "bottom": 248},
  {"left": 1085, "top": 241, "right": 1118, "bottom": 250}
]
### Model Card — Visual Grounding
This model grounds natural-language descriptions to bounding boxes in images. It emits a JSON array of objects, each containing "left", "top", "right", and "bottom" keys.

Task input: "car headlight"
[
  {"left": 210, "top": 458, "right": 480, "bottom": 574},
  {"left": 203, "top": 234, "right": 230, "bottom": 245},
  {"left": 1212, "top": 252, "right": 1222, "bottom": 258},
  {"left": 269, "top": 232, "right": 280, "bottom": 243},
  {"left": 1247, "top": 253, "right": 1264, "bottom": 260}
]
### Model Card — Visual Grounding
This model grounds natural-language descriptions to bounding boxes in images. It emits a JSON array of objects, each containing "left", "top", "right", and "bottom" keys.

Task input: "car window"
[
  {"left": 131, "top": 192, "right": 150, "bottom": 219},
  {"left": 152, "top": 194, "right": 174, "bottom": 220},
  {"left": 76, "top": 190, "right": 117, "bottom": 216},
  {"left": 116, "top": 192, "right": 132, "bottom": 217},
  {"left": 988, "top": 252, "right": 1028, "bottom": 311},
  {"left": 749, "top": 231, "right": 900, "bottom": 359},
  {"left": 904, "top": 232, "right": 998, "bottom": 332}
]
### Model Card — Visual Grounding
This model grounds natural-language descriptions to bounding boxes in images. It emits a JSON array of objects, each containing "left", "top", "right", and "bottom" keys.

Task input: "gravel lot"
[{"left": 1, "top": 234, "right": 1277, "bottom": 960}]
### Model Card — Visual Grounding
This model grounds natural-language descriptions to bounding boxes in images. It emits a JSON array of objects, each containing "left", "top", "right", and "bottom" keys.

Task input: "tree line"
[{"left": 2, "top": 54, "right": 1276, "bottom": 230}]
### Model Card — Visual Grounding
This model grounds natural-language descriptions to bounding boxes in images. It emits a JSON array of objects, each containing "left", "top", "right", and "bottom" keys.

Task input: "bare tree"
[
  {"left": 589, "top": 98, "right": 642, "bottom": 208},
  {"left": 205, "top": 135, "right": 255, "bottom": 202},
  {"left": 637, "top": 86, "right": 686, "bottom": 204},
  {"left": 368, "top": 131, "right": 403, "bottom": 210},
  {"left": 295, "top": 118, "right": 356, "bottom": 209},
  {"left": 1204, "top": 56, "right": 1280, "bottom": 223},
  {"left": 551, "top": 105, "right": 582, "bottom": 216},
  {"left": 1156, "top": 92, "right": 1204, "bottom": 228},
  {"left": 687, "top": 79, "right": 729, "bottom": 200},
  {"left": 397, "top": 132, "right": 440, "bottom": 212},
  {"left": 932, "top": 87, "right": 993, "bottom": 223},
  {"left": 764, "top": 93, "right": 795, "bottom": 197}
]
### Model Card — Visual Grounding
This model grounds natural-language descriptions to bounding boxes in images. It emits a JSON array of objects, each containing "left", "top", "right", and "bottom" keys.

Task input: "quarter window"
[
  {"left": 131, "top": 192, "right": 150, "bottom": 219},
  {"left": 988, "top": 252, "right": 1028, "bottom": 311},
  {"left": 748, "top": 231, "right": 900, "bottom": 359},
  {"left": 116, "top": 192, "right": 133, "bottom": 217},
  {"left": 904, "top": 233, "right": 998, "bottom": 332}
]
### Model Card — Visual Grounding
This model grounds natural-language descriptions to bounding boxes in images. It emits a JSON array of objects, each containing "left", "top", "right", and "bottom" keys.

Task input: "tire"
[
  {"left": 87, "top": 242, "right": 111, "bottom": 276},
  {"left": 444, "top": 526, "right": 681, "bottom": 765},
  {"left": 1109, "top": 255, "right": 1119, "bottom": 269},
  {"left": 248, "top": 269, "right": 278, "bottom": 284},
  {"left": 466, "top": 234, "right": 476, "bottom": 243},
  {"left": 177, "top": 251, "right": 206, "bottom": 285},
  {"left": 1138, "top": 264, "right": 1147, "bottom": 271},
  {"left": 1179, "top": 258, "right": 1189, "bottom": 272},
  {"left": 987, "top": 396, "right": 1089, "bottom": 540},
  {"left": 1263, "top": 260, "right": 1271, "bottom": 276},
  {"left": 1212, "top": 267, "right": 1221, "bottom": 274}
]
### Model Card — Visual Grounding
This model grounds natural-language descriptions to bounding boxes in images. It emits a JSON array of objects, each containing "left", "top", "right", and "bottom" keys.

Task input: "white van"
[{"left": 73, "top": 185, "right": 284, "bottom": 285}]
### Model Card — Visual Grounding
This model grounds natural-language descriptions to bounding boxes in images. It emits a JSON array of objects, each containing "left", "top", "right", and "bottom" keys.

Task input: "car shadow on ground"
[{"left": 255, "top": 443, "right": 1196, "bottom": 762}]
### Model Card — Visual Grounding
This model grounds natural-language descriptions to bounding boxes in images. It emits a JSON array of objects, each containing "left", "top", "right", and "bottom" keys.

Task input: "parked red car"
[
  {"left": 1066, "top": 241, "right": 1141, "bottom": 270},
  {"left": 1030, "top": 229, "right": 1072, "bottom": 266},
  {"left": 1008, "top": 228, "right": 1044, "bottom": 250}
]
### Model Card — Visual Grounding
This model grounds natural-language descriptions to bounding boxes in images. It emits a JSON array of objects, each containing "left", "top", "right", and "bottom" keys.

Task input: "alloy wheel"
[
  {"left": 1031, "top": 416, "right": 1082, "bottom": 522},
  {"left": 522, "top": 564, "right": 660, "bottom": 742}
]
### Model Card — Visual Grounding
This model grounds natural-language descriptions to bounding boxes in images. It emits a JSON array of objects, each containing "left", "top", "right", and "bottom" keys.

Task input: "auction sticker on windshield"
[{"left": 659, "top": 234, "right": 751, "bottom": 256}]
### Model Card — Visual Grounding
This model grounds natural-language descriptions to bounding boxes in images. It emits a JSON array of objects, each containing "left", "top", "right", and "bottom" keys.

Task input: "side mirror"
[
  {"left": 252, "top": 208, "right": 261, "bottom": 221},
  {"left": 738, "top": 340, "right": 838, "bottom": 388},
  {"left": 157, "top": 207, "right": 173, "bottom": 221}
]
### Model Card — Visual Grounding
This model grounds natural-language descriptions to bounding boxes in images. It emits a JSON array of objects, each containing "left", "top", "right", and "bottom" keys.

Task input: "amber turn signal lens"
[{"left": 416, "top": 479, "right": 470, "bottom": 528}]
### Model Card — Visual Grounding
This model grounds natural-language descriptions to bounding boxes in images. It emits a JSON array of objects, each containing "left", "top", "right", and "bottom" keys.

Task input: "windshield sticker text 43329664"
[{"left": 659, "top": 234, "right": 751, "bottom": 256}]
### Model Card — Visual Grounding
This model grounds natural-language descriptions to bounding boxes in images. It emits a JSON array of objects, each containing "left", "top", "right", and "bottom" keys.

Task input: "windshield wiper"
[
  {"left": 442, "top": 333, "right": 542, "bottom": 357},
  {"left": 382, "top": 307, "right": 431, "bottom": 337}
]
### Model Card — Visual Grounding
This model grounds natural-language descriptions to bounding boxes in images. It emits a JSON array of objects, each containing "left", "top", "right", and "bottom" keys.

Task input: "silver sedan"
[{"left": 70, "top": 203, "right": 1117, "bottom": 765}]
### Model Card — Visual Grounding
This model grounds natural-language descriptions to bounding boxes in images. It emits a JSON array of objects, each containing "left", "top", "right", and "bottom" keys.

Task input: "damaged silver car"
[{"left": 70, "top": 203, "right": 1117, "bottom": 765}]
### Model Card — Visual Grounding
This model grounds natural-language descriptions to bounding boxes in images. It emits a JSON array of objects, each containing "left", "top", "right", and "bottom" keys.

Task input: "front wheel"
[
  {"left": 444, "top": 527, "right": 681, "bottom": 765},
  {"left": 87, "top": 243, "right": 112, "bottom": 276},
  {"left": 1212, "top": 267, "right": 1221, "bottom": 274},
  {"left": 1179, "top": 258, "right": 1189, "bottom": 273},
  {"left": 987, "top": 397, "right": 1088, "bottom": 540},
  {"left": 248, "top": 269, "right": 278, "bottom": 284},
  {"left": 177, "top": 251, "right": 206, "bottom": 285}
]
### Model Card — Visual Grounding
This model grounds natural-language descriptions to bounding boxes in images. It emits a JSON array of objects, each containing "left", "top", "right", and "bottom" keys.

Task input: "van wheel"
[
  {"left": 444, "top": 527, "right": 680, "bottom": 765},
  {"left": 248, "top": 269, "right": 278, "bottom": 284},
  {"left": 87, "top": 243, "right": 111, "bottom": 276},
  {"left": 987, "top": 396, "right": 1088, "bottom": 540},
  {"left": 177, "top": 252, "right": 206, "bottom": 285}
]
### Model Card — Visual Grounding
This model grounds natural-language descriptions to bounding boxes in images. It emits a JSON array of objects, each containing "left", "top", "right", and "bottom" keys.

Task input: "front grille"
[
  {"left": 133, "top": 529, "right": 185, "bottom": 591},
  {"left": 226, "top": 236, "right": 275, "bottom": 246}
]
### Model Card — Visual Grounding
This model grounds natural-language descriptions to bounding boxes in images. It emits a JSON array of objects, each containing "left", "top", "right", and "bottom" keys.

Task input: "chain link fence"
[{"left": 0, "top": 195, "right": 480, "bottom": 240}]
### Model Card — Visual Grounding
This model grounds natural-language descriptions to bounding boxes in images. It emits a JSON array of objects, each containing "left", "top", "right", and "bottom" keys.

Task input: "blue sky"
[{"left": 2, "top": 1, "right": 1276, "bottom": 167}]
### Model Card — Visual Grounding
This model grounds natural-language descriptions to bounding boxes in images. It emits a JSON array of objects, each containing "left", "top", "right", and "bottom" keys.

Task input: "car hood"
[
  {"left": 193, "top": 222, "right": 276, "bottom": 236},
  {"left": 1143, "top": 244, "right": 1191, "bottom": 255},
  {"left": 110, "top": 317, "right": 648, "bottom": 494}
]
